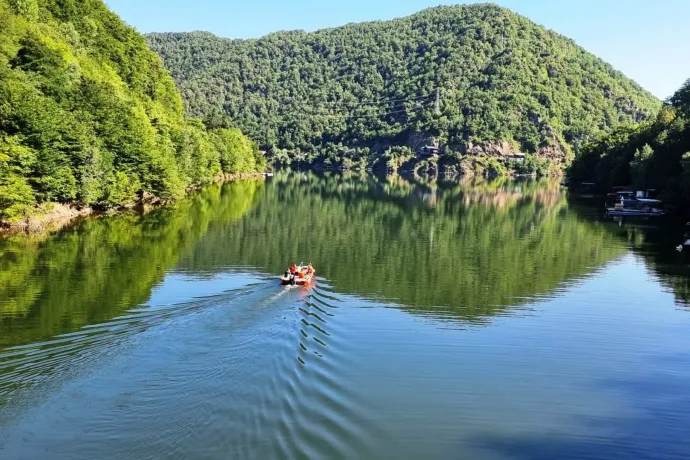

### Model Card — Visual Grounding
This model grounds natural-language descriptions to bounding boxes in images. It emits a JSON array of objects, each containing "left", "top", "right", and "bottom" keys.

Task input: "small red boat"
[{"left": 280, "top": 264, "right": 316, "bottom": 286}]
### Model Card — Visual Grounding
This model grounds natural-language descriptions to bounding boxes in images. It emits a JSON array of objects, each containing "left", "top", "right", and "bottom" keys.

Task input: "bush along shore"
[
  {"left": 0, "top": 0, "right": 265, "bottom": 228},
  {"left": 0, "top": 172, "right": 268, "bottom": 234}
]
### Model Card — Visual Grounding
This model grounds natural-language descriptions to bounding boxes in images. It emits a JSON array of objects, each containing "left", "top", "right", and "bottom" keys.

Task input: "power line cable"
[
  {"left": 302, "top": 99, "right": 432, "bottom": 116},
  {"left": 312, "top": 103, "right": 431, "bottom": 120},
  {"left": 264, "top": 94, "right": 435, "bottom": 112}
]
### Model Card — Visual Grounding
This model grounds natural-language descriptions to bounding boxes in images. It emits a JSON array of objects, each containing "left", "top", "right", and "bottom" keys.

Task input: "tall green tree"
[
  {"left": 630, "top": 144, "right": 654, "bottom": 189},
  {"left": 0, "top": 0, "right": 262, "bottom": 223},
  {"left": 670, "top": 79, "right": 690, "bottom": 117}
]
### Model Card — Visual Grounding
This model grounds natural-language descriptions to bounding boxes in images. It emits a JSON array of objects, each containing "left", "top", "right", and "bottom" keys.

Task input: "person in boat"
[{"left": 290, "top": 264, "right": 297, "bottom": 274}]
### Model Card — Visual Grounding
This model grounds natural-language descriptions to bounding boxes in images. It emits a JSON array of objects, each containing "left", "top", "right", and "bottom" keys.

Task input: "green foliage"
[
  {"left": 0, "top": 173, "right": 35, "bottom": 221},
  {"left": 317, "top": 143, "right": 371, "bottom": 169},
  {"left": 669, "top": 79, "right": 690, "bottom": 117},
  {"left": 380, "top": 145, "right": 415, "bottom": 171},
  {"left": 0, "top": 0, "right": 262, "bottom": 222},
  {"left": 0, "top": 135, "right": 36, "bottom": 219},
  {"left": 630, "top": 143, "right": 654, "bottom": 188},
  {"left": 9, "top": 0, "right": 37, "bottom": 20},
  {"left": 511, "top": 154, "right": 549, "bottom": 176},
  {"left": 269, "top": 147, "right": 292, "bottom": 166},
  {"left": 210, "top": 127, "right": 262, "bottom": 174},
  {"left": 147, "top": 4, "right": 660, "bottom": 167},
  {"left": 569, "top": 79, "right": 690, "bottom": 213},
  {"left": 475, "top": 156, "right": 508, "bottom": 178},
  {"left": 102, "top": 171, "right": 140, "bottom": 207},
  {"left": 175, "top": 119, "right": 222, "bottom": 186}
]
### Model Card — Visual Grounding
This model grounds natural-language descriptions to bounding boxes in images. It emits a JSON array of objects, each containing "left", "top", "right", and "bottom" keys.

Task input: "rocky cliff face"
[
  {"left": 459, "top": 140, "right": 568, "bottom": 160},
  {"left": 430, "top": 139, "right": 567, "bottom": 162},
  {"left": 462, "top": 141, "right": 517, "bottom": 157}
]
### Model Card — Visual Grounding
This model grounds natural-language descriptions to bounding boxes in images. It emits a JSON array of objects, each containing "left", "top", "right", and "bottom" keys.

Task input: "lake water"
[{"left": 1, "top": 172, "right": 690, "bottom": 460}]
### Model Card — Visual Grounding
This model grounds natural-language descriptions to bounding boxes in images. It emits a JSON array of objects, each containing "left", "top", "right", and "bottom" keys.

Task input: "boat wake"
[{"left": 0, "top": 275, "right": 383, "bottom": 459}]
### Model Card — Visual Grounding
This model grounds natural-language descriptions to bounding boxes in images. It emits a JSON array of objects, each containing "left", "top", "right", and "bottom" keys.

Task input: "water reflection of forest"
[
  {"left": 0, "top": 180, "right": 265, "bottom": 347},
  {"left": 2, "top": 172, "right": 687, "bottom": 352},
  {"left": 608, "top": 223, "right": 690, "bottom": 308},
  {"left": 179, "top": 172, "right": 629, "bottom": 321}
]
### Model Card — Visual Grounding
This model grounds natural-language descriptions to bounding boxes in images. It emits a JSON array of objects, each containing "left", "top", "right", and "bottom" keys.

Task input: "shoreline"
[{"left": 0, "top": 172, "right": 269, "bottom": 237}]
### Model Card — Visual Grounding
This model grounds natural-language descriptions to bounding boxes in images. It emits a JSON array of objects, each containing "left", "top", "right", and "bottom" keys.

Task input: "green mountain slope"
[
  {"left": 147, "top": 4, "right": 660, "bottom": 169},
  {"left": 0, "top": 0, "right": 264, "bottom": 222}
]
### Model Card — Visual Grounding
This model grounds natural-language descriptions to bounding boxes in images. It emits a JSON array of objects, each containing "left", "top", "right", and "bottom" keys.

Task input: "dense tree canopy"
[
  {"left": 569, "top": 79, "right": 690, "bottom": 212},
  {"left": 0, "top": 0, "right": 263, "bottom": 222},
  {"left": 147, "top": 4, "right": 659, "bottom": 168}
]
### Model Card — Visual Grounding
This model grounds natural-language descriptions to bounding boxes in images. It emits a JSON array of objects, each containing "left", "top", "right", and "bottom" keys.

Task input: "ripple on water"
[
  {"left": 224, "top": 282, "right": 382, "bottom": 459},
  {"left": 0, "top": 285, "right": 259, "bottom": 423}
]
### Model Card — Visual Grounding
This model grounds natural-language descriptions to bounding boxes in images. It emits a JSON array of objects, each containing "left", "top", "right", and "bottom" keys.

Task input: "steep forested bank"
[
  {"left": 147, "top": 4, "right": 659, "bottom": 173},
  {"left": 0, "top": 0, "right": 264, "bottom": 224},
  {"left": 569, "top": 79, "right": 690, "bottom": 212}
]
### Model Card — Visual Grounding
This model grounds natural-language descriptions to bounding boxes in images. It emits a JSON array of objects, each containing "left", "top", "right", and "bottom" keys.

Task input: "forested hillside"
[
  {"left": 569, "top": 79, "right": 690, "bottom": 212},
  {"left": 0, "top": 0, "right": 264, "bottom": 223},
  {"left": 147, "top": 4, "right": 660, "bottom": 170}
]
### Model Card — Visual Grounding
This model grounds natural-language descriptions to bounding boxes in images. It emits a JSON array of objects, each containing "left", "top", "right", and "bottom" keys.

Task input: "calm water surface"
[{"left": 1, "top": 172, "right": 690, "bottom": 459}]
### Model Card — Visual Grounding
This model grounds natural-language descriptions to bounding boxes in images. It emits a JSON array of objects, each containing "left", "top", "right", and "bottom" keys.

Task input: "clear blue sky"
[{"left": 105, "top": 0, "right": 689, "bottom": 100}]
